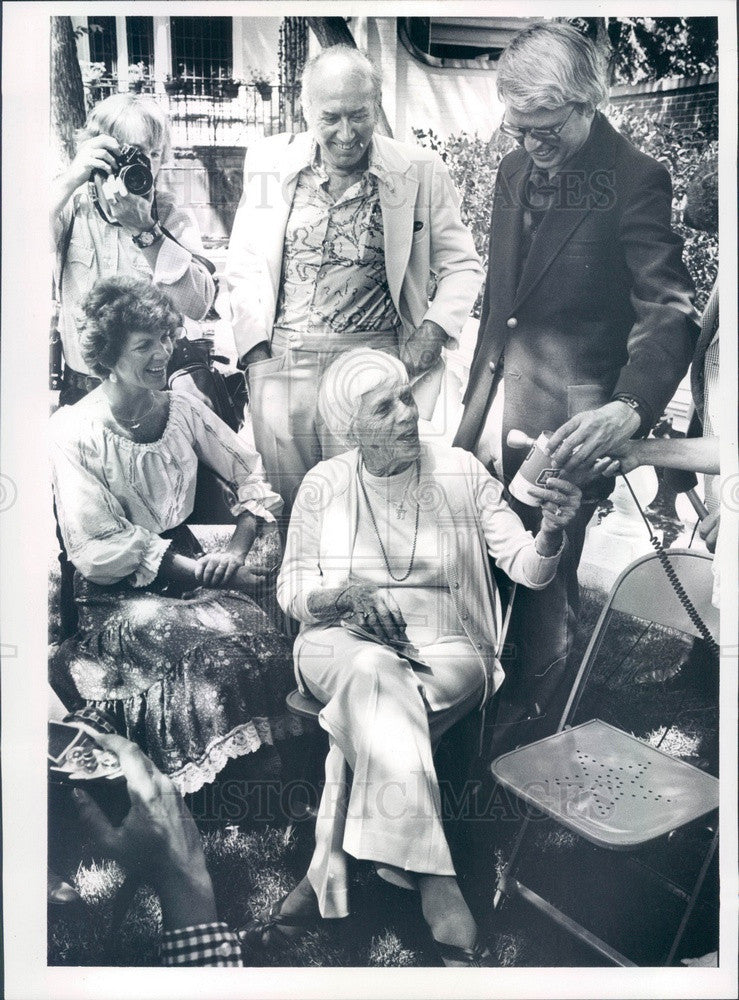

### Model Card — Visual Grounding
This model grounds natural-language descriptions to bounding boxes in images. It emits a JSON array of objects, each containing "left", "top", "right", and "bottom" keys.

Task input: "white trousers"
[
  {"left": 295, "top": 626, "right": 485, "bottom": 918},
  {"left": 248, "top": 330, "right": 399, "bottom": 518}
]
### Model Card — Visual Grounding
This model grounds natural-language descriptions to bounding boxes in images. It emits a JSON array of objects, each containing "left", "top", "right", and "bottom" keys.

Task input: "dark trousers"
[{"left": 486, "top": 497, "right": 596, "bottom": 759}]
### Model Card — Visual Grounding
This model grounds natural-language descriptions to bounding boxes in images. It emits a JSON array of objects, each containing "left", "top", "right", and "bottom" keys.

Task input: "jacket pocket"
[
  {"left": 247, "top": 352, "right": 287, "bottom": 379},
  {"left": 567, "top": 383, "right": 609, "bottom": 417},
  {"left": 66, "top": 240, "right": 95, "bottom": 268}
]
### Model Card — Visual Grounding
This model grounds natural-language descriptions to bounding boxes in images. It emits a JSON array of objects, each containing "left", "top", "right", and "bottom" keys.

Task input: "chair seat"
[
  {"left": 286, "top": 687, "right": 324, "bottom": 721},
  {"left": 491, "top": 719, "right": 719, "bottom": 850}
]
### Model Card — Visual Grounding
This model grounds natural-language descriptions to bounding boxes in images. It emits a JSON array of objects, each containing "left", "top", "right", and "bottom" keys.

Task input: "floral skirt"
[{"left": 49, "top": 574, "right": 305, "bottom": 794}]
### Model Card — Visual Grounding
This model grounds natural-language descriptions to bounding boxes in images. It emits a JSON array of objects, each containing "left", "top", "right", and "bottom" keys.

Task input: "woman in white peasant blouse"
[{"left": 49, "top": 276, "right": 304, "bottom": 794}]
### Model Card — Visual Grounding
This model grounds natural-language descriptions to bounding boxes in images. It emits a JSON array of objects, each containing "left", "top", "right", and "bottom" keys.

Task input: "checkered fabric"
[{"left": 160, "top": 922, "right": 243, "bottom": 966}]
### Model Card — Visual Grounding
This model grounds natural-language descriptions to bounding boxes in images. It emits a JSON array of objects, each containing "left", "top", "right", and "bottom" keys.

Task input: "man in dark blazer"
[{"left": 454, "top": 22, "right": 700, "bottom": 753}]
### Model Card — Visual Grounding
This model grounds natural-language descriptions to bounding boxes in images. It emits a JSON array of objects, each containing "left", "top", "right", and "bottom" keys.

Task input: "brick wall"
[{"left": 609, "top": 73, "right": 718, "bottom": 140}]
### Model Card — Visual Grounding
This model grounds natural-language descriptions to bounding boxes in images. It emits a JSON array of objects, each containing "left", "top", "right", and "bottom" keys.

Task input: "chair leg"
[
  {"left": 664, "top": 826, "right": 719, "bottom": 966},
  {"left": 494, "top": 810, "right": 534, "bottom": 909}
]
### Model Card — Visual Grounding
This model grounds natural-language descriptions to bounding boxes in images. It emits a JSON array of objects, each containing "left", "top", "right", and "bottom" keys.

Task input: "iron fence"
[{"left": 83, "top": 78, "right": 304, "bottom": 146}]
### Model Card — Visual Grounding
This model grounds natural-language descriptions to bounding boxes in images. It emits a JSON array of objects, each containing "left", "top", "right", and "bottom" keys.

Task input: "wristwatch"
[
  {"left": 612, "top": 393, "right": 647, "bottom": 430},
  {"left": 132, "top": 222, "right": 164, "bottom": 249}
]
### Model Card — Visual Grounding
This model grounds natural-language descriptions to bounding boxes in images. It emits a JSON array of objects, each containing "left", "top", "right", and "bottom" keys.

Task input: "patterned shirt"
[
  {"left": 160, "top": 922, "right": 243, "bottom": 966},
  {"left": 54, "top": 187, "right": 215, "bottom": 375},
  {"left": 274, "top": 141, "right": 401, "bottom": 341}
]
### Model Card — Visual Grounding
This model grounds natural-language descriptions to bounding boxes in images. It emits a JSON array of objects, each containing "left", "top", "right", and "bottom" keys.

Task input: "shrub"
[{"left": 414, "top": 103, "right": 717, "bottom": 314}]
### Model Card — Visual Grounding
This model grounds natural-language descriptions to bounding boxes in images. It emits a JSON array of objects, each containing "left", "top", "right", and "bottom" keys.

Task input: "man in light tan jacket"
[{"left": 226, "top": 45, "right": 482, "bottom": 516}]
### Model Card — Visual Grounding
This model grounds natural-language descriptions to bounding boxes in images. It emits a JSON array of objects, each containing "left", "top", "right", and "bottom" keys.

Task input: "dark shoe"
[
  {"left": 433, "top": 934, "right": 496, "bottom": 967},
  {"left": 238, "top": 895, "right": 317, "bottom": 952}
]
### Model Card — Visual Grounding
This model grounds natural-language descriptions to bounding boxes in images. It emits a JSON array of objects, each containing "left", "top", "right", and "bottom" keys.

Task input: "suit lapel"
[
  {"left": 513, "top": 114, "right": 616, "bottom": 311},
  {"left": 380, "top": 167, "right": 417, "bottom": 314},
  {"left": 489, "top": 154, "right": 529, "bottom": 317}
]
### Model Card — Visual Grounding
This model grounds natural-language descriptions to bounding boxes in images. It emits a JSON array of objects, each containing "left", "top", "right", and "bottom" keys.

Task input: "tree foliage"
[{"left": 568, "top": 17, "right": 718, "bottom": 85}]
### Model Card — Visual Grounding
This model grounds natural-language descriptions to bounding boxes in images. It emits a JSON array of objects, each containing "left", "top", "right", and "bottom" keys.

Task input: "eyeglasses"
[{"left": 499, "top": 105, "right": 577, "bottom": 145}]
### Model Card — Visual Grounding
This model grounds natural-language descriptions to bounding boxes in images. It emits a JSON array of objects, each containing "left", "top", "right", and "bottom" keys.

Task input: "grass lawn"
[{"left": 48, "top": 586, "right": 719, "bottom": 968}]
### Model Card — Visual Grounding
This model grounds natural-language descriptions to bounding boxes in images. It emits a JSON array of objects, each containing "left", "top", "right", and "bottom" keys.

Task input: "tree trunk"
[
  {"left": 279, "top": 17, "right": 308, "bottom": 133},
  {"left": 51, "top": 16, "right": 86, "bottom": 169},
  {"left": 305, "top": 16, "right": 393, "bottom": 137},
  {"left": 591, "top": 17, "right": 619, "bottom": 87}
]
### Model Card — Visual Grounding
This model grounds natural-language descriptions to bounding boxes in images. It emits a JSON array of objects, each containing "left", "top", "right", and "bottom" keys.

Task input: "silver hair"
[
  {"left": 76, "top": 93, "right": 172, "bottom": 163},
  {"left": 317, "top": 348, "right": 407, "bottom": 448},
  {"left": 497, "top": 21, "right": 609, "bottom": 114},
  {"left": 300, "top": 45, "right": 383, "bottom": 123}
]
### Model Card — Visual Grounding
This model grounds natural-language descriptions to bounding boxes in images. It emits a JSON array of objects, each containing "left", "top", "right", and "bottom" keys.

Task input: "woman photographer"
[{"left": 51, "top": 93, "right": 215, "bottom": 406}]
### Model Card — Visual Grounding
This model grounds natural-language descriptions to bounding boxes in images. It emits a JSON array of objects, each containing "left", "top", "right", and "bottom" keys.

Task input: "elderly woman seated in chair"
[{"left": 241, "top": 348, "right": 583, "bottom": 965}]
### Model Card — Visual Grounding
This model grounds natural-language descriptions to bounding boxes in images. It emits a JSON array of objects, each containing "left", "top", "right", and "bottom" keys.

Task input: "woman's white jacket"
[{"left": 277, "top": 442, "right": 564, "bottom": 705}]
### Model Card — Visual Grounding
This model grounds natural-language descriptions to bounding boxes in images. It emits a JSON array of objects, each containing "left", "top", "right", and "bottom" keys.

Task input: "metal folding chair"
[{"left": 490, "top": 549, "right": 719, "bottom": 966}]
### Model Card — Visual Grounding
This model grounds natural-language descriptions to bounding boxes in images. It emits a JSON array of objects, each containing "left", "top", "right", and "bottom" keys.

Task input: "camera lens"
[{"left": 119, "top": 162, "right": 153, "bottom": 196}]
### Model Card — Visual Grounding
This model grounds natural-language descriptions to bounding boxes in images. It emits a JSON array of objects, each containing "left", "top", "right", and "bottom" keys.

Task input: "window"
[
  {"left": 170, "top": 16, "right": 233, "bottom": 96},
  {"left": 87, "top": 15, "right": 117, "bottom": 74},
  {"left": 401, "top": 16, "right": 531, "bottom": 66},
  {"left": 126, "top": 16, "right": 154, "bottom": 77}
]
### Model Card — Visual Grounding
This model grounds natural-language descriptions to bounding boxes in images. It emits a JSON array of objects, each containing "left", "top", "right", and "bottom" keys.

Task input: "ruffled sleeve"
[
  {"left": 173, "top": 395, "right": 283, "bottom": 523},
  {"left": 49, "top": 412, "right": 171, "bottom": 587}
]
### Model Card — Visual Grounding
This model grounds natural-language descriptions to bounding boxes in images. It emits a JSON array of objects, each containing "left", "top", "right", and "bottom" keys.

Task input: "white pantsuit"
[
  {"left": 296, "top": 627, "right": 484, "bottom": 916},
  {"left": 277, "top": 442, "right": 564, "bottom": 918}
]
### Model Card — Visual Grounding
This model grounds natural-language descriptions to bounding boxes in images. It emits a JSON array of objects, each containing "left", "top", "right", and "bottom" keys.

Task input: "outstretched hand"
[
  {"left": 72, "top": 733, "right": 203, "bottom": 876},
  {"left": 525, "top": 476, "right": 583, "bottom": 533},
  {"left": 547, "top": 402, "right": 641, "bottom": 477}
]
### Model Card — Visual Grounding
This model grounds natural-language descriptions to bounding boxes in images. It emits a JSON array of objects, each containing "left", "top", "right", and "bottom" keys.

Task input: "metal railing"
[{"left": 83, "top": 78, "right": 304, "bottom": 146}]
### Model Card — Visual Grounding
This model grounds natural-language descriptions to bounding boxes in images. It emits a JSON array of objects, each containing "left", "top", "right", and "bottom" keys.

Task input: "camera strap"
[
  {"left": 152, "top": 194, "right": 216, "bottom": 275},
  {"left": 88, "top": 178, "right": 121, "bottom": 226}
]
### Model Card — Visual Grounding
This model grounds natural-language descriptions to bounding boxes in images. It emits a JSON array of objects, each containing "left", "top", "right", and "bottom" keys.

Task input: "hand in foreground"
[
  {"left": 526, "top": 476, "right": 583, "bottom": 533},
  {"left": 66, "top": 133, "right": 121, "bottom": 190},
  {"left": 340, "top": 584, "right": 409, "bottom": 645},
  {"left": 699, "top": 510, "right": 719, "bottom": 554},
  {"left": 94, "top": 172, "right": 156, "bottom": 234},
  {"left": 547, "top": 402, "right": 641, "bottom": 477},
  {"left": 400, "top": 320, "right": 447, "bottom": 378},
  {"left": 73, "top": 733, "right": 216, "bottom": 929}
]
